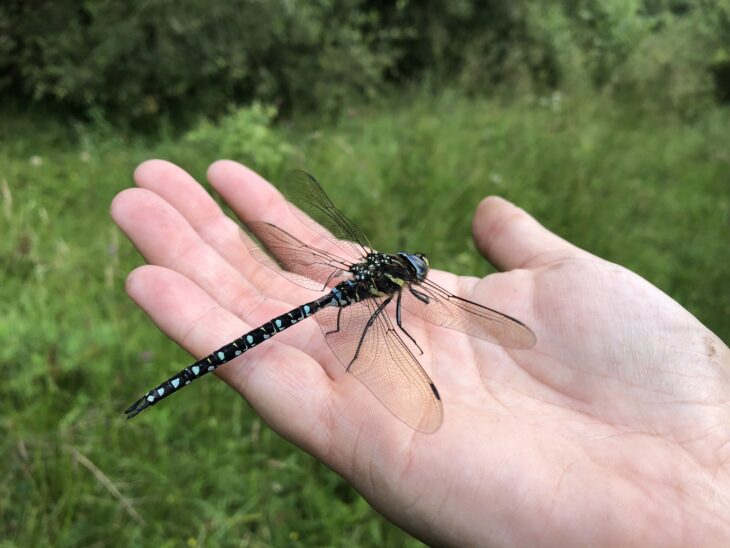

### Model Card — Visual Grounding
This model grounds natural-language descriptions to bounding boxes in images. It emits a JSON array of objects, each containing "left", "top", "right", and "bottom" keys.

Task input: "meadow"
[{"left": 1, "top": 90, "right": 728, "bottom": 546}]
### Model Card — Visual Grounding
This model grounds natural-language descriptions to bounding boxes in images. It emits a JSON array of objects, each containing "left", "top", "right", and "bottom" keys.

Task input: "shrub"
[
  {"left": 184, "top": 103, "right": 294, "bottom": 177},
  {"left": 0, "top": 0, "right": 395, "bottom": 123},
  {"left": 2, "top": 0, "right": 728, "bottom": 124}
]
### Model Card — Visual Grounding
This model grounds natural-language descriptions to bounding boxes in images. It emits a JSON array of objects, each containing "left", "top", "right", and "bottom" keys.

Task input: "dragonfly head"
[{"left": 398, "top": 252, "right": 430, "bottom": 281}]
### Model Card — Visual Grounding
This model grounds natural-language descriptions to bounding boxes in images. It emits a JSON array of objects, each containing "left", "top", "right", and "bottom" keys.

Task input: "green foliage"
[
  {"left": 0, "top": 0, "right": 394, "bottom": 124},
  {"left": 185, "top": 103, "right": 294, "bottom": 178},
  {"left": 1, "top": 91, "right": 728, "bottom": 545},
  {"left": 2, "top": 0, "right": 729, "bottom": 125},
  {"left": 577, "top": 0, "right": 730, "bottom": 110},
  {"left": 452, "top": 0, "right": 730, "bottom": 107}
]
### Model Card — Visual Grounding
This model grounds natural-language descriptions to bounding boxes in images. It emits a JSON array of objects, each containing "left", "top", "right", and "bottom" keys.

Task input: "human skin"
[{"left": 111, "top": 159, "right": 730, "bottom": 547}]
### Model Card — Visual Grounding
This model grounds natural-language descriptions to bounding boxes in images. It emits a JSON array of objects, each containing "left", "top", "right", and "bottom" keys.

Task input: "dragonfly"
[{"left": 124, "top": 171, "right": 536, "bottom": 432}]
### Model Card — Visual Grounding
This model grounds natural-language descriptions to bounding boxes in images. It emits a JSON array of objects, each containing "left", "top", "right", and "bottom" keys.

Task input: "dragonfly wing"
[
  {"left": 402, "top": 278, "right": 536, "bottom": 349},
  {"left": 279, "top": 170, "right": 373, "bottom": 260},
  {"left": 315, "top": 298, "right": 443, "bottom": 433},
  {"left": 244, "top": 222, "right": 352, "bottom": 291}
]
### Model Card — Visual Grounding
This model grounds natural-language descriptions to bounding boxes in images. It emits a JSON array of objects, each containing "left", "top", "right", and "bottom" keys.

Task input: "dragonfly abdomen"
[{"left": 125, "top": 293, "right": 336, "bottom": 418}]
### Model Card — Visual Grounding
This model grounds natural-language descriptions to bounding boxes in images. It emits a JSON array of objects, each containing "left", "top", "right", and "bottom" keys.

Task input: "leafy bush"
[
  {"left": 1, "top": 0, "right": 728, "bottom": 124},
  {"left": 554, "top": 0, "right": 730, "bottom": 109},
  {"left": 185, "top": 103, "right": 294, "bottom": 177},
  {"left": 0, "top": 0, "right": 394, "bottom": 123}
]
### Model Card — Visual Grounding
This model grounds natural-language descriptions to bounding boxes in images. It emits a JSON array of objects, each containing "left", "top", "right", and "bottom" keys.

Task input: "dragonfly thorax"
[
  {"left": 334, "top": 251, "right": 429, "bottom": 303},
  {"left": 350, "top": 252, "right": 425, "bottom": 284}
]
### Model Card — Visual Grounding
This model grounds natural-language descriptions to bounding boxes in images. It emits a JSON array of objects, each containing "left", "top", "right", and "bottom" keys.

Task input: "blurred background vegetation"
[{"left": 1, "top": 0, "right": 728, "bottom": 546}]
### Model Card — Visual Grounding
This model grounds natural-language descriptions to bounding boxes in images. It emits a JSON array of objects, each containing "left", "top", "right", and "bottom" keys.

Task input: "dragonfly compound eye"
[{"left": 399, "top": 252, "right": 430, "bottom": 281}]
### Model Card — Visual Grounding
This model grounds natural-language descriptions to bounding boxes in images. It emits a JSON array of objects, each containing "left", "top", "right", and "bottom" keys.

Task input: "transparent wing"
[
  {"left": 315, "top": 298, "right": 443, "bottom": 433},
  {"left": 244, "top": 222, "right": 353, "bottom": 291},
  {"left": 402, "top": 278, "right": 536, "bottom": 349},
  {"left": 278, "top": 170, "right": 372, "bottom": 261}
]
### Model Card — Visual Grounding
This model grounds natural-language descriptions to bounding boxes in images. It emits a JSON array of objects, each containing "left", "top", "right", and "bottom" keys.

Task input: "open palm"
[{"left": 112, "top": 160, "right": 730, "bottom": 546}]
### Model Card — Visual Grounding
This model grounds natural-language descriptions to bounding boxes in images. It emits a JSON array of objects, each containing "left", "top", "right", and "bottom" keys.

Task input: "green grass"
[{"left": 1, "top": 91, "right": 728, "bottom": 546}]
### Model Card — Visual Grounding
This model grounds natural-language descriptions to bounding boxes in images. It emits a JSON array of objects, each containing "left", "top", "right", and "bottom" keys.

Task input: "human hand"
[{"left": 112, "top": 160, "right": 730, "bottom": 547}]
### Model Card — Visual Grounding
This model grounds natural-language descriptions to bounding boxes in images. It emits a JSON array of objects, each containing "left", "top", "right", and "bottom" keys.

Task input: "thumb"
[{"left": 472, "top": 196, "right": 585, "bottom": 271}]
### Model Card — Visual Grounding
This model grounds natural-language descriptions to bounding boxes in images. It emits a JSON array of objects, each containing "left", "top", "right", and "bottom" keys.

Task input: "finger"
[
  {"left": 125, "top": 264, "right": 338, "bottom": 450},
  {"left": 133, "top": 159, "right": 223, "bottom": 228},
  {"left": 472, "top": 196, "right": 586, "bottom": 271},
  {"left": 111, "top": 187, "right": 262, "bottom": 316},
  {"left": 207, "top": 160, "right": 351, "bottom": 258},
  {"left": 131, "top": 159, "right": 307, "bottom": 301}
]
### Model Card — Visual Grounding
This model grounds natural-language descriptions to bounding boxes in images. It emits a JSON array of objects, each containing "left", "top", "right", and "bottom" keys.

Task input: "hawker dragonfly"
[{"left": 124, "top": 171, "right": 536, "bottom": 432}]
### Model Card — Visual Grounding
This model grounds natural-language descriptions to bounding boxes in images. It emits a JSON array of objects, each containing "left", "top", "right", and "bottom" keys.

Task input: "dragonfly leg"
[
  {"left": 346, "top": 296, "right": 392, "bottom": 372},
  {"left": 326, "top": 308, "right": 343, "bottom": 335},
  {"left": 410, "top": 287, "right": 430, "bottom": 304},
  {"left": 395, "top": 290, "right": 424, "bottom": 355},
  {"left": 322, "top": 268, "right": 342, "bottom": 290}
]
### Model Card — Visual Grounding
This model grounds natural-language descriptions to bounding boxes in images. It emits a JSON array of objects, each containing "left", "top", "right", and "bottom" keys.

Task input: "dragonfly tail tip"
[{"left": 124, "top": 396, "right": 150, "bottom": 418}]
